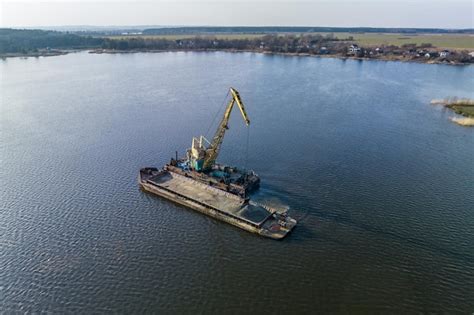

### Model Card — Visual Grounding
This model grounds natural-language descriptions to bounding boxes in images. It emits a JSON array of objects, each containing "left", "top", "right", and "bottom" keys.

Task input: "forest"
[{"left": 0, "top": 29, "right": 103, "bottom": 53}]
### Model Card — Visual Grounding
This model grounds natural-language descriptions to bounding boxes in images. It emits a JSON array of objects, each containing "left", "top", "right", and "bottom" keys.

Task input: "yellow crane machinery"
[{"left": 188, "top": 87, "right": 250, "bottom": 172}]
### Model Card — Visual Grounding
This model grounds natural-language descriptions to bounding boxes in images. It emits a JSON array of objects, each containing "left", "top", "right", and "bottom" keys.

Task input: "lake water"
[{"left": 1, "top": 51, "right": 473, "bottom": 313}]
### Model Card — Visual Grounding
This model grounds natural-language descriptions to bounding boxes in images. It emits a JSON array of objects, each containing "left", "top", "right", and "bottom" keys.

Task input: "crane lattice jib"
[{"left": 202, "top": 88, "right": 250, "bottom": 171}]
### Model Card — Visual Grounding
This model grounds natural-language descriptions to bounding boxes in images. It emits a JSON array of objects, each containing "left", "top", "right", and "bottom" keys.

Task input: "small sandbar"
[
  {"left": 450, "top": 117, "right": 474, "bottom": 126},
  {"left": 431, "top": 98, "right": 474, "bottom": 127}
]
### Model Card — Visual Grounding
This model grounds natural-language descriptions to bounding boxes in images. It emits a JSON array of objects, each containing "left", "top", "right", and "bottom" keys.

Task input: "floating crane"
[
  {"left": 187, "top": 87, "right": 250, "bottom": 172},
  {"left": 139, "top": 87, "right": 296, "bottom": 239}
]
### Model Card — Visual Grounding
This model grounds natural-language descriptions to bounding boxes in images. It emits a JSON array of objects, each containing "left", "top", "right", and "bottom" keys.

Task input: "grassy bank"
[
  {"left": 448, "top": 105, "right": 474, "bottom": 117},
  {"left": 431, "top": 99, "right": 474, "bottom": 117},
  {"left": 331, "top": 33, "right": 474, "bottom": 50}
]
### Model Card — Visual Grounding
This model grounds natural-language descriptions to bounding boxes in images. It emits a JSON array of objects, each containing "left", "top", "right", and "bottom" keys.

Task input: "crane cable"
[
  {"left": 205, "top": 90, "right": 230, "bottom": 140},
  {"left": 203, "top": 89, "right": 250, "bottom": 169},
  {"left": 245, "top": 124, "right": 250, "bottom": 170}
]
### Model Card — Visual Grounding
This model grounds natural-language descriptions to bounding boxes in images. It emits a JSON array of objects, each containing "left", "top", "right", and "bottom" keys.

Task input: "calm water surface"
[{"left": 1, "top": 52, "right": 473, "bottom": 313}]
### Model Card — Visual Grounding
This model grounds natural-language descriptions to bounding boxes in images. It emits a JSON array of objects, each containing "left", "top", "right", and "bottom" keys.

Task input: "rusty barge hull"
[{"left": 139, "top": 168, "right": 296, "bottom": 239}]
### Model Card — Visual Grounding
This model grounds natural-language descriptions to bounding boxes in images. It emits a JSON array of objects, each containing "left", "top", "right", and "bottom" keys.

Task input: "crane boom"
[{"left": 202, "top": 88, "right": 250, "bottom": 171}]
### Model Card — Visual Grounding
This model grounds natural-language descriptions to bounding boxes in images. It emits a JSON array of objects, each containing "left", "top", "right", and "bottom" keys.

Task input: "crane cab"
[{"left": 187, "top": 136, "right": 209, "bottom": 171}]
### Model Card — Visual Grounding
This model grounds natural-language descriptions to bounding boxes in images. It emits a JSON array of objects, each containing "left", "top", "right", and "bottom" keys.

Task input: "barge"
[{"left": 139, "top": 167, "right": 296, "bottom": 239}]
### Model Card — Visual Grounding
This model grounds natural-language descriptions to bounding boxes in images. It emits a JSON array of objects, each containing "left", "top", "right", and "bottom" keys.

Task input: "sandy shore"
[{"left": 450, "top": 117, "right": 474, "bottom": 126}]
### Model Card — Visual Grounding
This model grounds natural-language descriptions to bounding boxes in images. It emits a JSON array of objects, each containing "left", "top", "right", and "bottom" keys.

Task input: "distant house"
[
  {"left": 424, "top": 53, "right": 431, "bottom": 58},
  {"left": 348, "top": 44, "right": 361, "bottom": 54},
  {"left": 440, "top": 50, "right": 450, "bottom": 58},
  {"left": 403, "top": 48, "right": 416, "bottom": 56},
  {"left": 469, "top": 52, "right": 474, "bottom": 58},
  {"left": 320, "top": 46, "right": 328, "bottom": 54},
  {"left": 375, "top": 47, "right": 383, "bottom": 53}
]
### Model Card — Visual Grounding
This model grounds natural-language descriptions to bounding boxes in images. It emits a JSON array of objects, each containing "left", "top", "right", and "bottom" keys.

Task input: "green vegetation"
[
  {"left": 0, "top": 28, "right": 103, "bottom": 54},
  {"left": 449, "top": 106, "right": 474, "bottom": 117}
]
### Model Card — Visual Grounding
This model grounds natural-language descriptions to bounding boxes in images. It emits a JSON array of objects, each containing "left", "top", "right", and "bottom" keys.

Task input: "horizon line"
[{"left": 3, "top": 25, "right": 474, "bottom": 31}]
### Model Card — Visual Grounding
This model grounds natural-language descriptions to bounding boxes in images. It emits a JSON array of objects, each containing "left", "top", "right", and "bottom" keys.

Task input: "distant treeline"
[
  {"left": 0, "top": 29, "right": 103, "bottom": 53},
  {"left": 142, "top": 26, "right": 474, "bottom": 35},
  {"left": 101, "top": 34, "right": 343, "bottom": 51}
]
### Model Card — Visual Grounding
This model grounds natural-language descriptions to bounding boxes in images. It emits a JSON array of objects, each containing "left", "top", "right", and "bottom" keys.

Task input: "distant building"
[
  {"left": 440, "top": 50, "right": 450, "bottom": 58},
  {"left": 424, "top": 53, "right": 431, "bottom": 58},
  {"left": 320, "top": 47, "right": 328, "bottom": 54},
  {"left": 348, "top": 44, "right": 361, "bottom": 54},
  {"left": 469, "top": 52, "right": 474, "bottom": 58}
]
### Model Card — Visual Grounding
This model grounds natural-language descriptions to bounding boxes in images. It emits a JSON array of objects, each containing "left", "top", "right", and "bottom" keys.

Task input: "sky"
[{"left": 1, "top": 0, "right": 473, "bottom": 29}]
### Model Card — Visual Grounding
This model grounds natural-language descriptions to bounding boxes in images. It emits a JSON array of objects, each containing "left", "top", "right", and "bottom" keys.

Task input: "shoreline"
[
  {"left": 0, "top": 49, "right": 83, "bottom": 59},
  {"left": 1, "top": 48, "right": 472, "bottom": 66},
  {"left": 88, "top": 48, "right": 474, "bottom": 66},
  {"left": 0, "top": 51, "right": 68, "bottom": 59}
]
